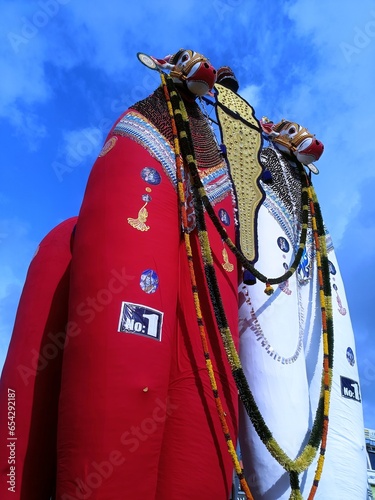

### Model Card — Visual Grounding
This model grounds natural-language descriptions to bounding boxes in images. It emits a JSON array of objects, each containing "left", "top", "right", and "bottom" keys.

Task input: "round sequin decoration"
[
  {"left": 218, "top": 208, "right": 231, "bottom": 226},
  {"left": 142, "top": 194, "right": 152, "bottom": 202},
  {"left": 277, "top": 236, "right": 290, "bottom": 253},
  {"left": 346, "top": 347, "right": 355, "bottom": 366},
  {"left": 140, "top": 269, "right": 159, "bottom": 294},
  {"left": 328, "top": 260, "right": 337, "bottom": 275},
  {"left": 98, "top": 136, "right": 118, "bottom": 157},
  {"left": 141, "top": 167, "right": 161, "bottom": 185}
]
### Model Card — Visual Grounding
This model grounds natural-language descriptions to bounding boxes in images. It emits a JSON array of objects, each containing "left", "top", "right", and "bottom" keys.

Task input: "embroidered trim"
[
  {"left": 114, "top": 111, "right": 232, "bottom": 207},
  {"left": 202, "top": 164, "right": 233, "bottom": 205},
  {"left": 114, "top": 111, "right": 177, "bottom": 186}
]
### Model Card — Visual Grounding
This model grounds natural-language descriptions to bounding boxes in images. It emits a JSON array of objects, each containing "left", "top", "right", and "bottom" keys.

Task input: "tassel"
[{"left": 264, "top": 282, "right": 274, "bottom": 295}]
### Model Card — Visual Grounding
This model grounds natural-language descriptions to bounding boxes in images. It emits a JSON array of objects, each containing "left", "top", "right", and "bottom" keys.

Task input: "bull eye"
[
  {"left": 204, "top": 62, "right": 209, "bottom": 68},
  {"left": 315, "top": 140, "right": 320, "bottom": 145},
  {"left": 289, "top": 127, "right": 296, "bottom": 134},
  {"left": 182, "top": 54, "right": 189, "bottom": 62}
]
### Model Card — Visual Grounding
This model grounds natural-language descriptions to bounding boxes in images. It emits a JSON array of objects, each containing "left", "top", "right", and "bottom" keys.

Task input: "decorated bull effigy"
[{"left": 0, "top": 49, "right": 368, "bottom": 499}]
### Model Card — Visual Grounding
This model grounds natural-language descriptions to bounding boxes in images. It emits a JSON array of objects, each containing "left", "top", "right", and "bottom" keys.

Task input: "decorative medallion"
[
  {"left": 140, "top": 269, "right": 159, "bottom": 294},
  {"left": 277, "top": 236, "right": 289, "bottom": 253},
  {"left": 98, "top": 136, "right": 118, "bottom": 157},
  {"left": 218, "top": 208, "right": 231, "bottom": 226},
  {"left": 141, "top": 167, "right": 161, "bottom": 185},
  {"left": 346, "top": 347, "right": 355, "bottom": 367}
]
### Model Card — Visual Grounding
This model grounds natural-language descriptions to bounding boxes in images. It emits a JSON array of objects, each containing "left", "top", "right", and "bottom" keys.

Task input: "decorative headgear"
[{"left": 137, "top": 49, "right": 217, "bottom": 97}]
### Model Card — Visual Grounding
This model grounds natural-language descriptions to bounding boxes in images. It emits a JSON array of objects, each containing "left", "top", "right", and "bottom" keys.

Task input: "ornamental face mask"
[
  {"left": 261, "top": 117, "right": 324, "bottom": 169},
  {"left": 137, "top": 49, "right": 217, "bottom": 96}
]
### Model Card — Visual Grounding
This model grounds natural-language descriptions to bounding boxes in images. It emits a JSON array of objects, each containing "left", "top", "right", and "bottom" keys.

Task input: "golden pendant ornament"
[
  {"left": 221, "top": 247, "right": 234, "bottom": 272},
  {"left": 127, "top": 203, "right": 150, "bottom": 231}
]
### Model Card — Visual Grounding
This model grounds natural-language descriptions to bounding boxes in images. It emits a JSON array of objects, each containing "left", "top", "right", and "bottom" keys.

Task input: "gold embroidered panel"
[{"left": 215, "top": 83, "right": 264, "bottom": 263}]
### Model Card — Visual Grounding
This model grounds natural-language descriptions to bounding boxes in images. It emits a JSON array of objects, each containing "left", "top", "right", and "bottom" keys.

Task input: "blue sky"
[{"left": 1, "top": 0, "right": 375, "bottom": 429}]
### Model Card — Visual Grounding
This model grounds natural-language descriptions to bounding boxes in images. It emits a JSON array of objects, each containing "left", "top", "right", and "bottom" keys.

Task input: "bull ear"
[
  {"left": 137, "top": 52, "right": 158, "bottom": 70},
  {"left": 306, "top": 163, "right": 319, "bottom": 175},
  {"left": 137, "top": 52, "right": 174, "bottom": 71},
  {"left": 162, "top": 54, "right": 173, "bottom": 63}
]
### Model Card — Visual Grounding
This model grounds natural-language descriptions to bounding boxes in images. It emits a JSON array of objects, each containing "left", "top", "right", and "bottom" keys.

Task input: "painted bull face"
[
  {"left": 261, "top": 118, "right": 324, "bottom": 166},
  {"left": 168, "top": 49, "right": 217, "bottom": 96},
  {"left": 138, "top": 49, "right": 217, "bottom": 97}
]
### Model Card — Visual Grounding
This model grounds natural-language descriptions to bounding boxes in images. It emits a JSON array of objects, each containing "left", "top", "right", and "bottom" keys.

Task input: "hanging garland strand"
[
  {"left": 161, "top": 73, "right": 335, "bottom": 499},
  {"left": 204, "top": 160, "right": 310, "bottom": 289},
  {"left": 306, "top": 184, "right": 334, "bottom": 500},
  {"left": 160, "top": 72, "right": 254, "bottom": 500}
]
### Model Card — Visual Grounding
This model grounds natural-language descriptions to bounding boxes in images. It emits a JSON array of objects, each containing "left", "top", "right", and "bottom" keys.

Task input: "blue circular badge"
[
  {"left": 277, "top": 236, "right": 290, "bottom": 253},
  {"left": 141, "top": 167, "right": 161, "bottom": 185},
  {"left": 346, "top": 347, "right": 355, "bottom": 366},
  {"left": 218, "top": 208, "right": 231, "bottom": 226},
  {"left": 142, "top": 194, "right": 152, "bottom": 203},
  {"left": 140, "top": 269, "right": 159, "bottom": 294}
]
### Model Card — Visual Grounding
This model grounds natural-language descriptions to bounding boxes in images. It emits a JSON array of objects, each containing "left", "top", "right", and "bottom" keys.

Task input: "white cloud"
[
  {"left": 327, "top": 186, "right": 361, "bottom": 248},
  {"left": 51, "top": 126, "right": 104, "bottom": 182},
  {"left": 267, "top": 1, "right": 374, "bottom": 251},
  {"left": 0, "top": 2, "right": 52, "bottom": 113},
  {"left": 239, "top": 84, "right": 262, "bottom": 110}
]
